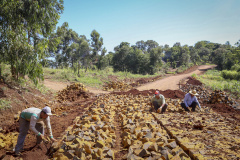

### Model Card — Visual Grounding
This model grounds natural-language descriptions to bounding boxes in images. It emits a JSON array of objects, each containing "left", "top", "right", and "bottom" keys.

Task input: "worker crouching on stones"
[
  {"left": 181, "top": 90, "right": 201, "bottom": 112},
  {"left": 14, "top": 106, "right": 57, "bottom": 155},
  {"left": 151, "top": 91, "right": 168, "bottom": 113}
]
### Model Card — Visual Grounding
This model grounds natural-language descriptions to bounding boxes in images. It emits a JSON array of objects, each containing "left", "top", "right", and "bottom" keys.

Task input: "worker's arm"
[
  {"left": 184, "top": 94, "right": 189, "bottom": 108},
  {"left": 44, "top": 117, "right": 57, "bottom": 142},
  {"left": 161, "top": 95, "right": 166, "bottom": 107},
  {"left": 194, "top": 97, "right": 201, "bottom": 109},
  {"left": 29, "top": 116, "right": 43, "bottom": 137}
]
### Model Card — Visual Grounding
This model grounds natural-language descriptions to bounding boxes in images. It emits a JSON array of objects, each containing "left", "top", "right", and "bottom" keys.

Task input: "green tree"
[
  {"left": 148, "top": 47, "right": 163, "bottom": 74},
  {"left": 112, "top": 42, "right": 131, "bottom": 72},
  {"left": 197, "top": 47, "right": 210, "bottom": 63},
  {"left": 179, "top": 46, "right": 190, "bottom": 66},
  {"left": 145, "top": 40, "right": 159, "bottom": 53},
  {"left": 0, "top": 0, "right": 63, "bottom": 84},
  {"left": 90, "top": 30, "right": 103, "bottom": 59},
  {"left": 97, "top": 47, "right": 108, "bottom": 70},
  {"left": 135, "top": 40, "right": 146, "bottom": 51},
  {"left": 213, "top": 48, "right": 228, "bottom": 70},
  {"left": 189, "top": 46, "right": 200, "bottom": 64}
]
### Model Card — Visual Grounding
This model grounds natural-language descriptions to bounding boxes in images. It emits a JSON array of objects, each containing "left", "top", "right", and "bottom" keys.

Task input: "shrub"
[
  {"left": 221, "top": 70, "right": 240, "bottom": 80},
  {"left": 231, "top": 64, "right": 240, "bottom": 72}
]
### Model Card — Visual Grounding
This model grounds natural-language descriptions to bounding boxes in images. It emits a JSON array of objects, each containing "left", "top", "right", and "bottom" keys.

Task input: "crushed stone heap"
[{"left": 56, "top": 83, "right": 89, "bottom": 103}]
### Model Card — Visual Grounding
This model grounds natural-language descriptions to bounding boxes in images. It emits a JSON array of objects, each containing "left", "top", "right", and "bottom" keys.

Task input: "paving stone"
[
  {"left": 106, "top": 149, "right": 114, "bottom": 159},
  {"left": 166, "top": 141, "right": 177, "bottom": 149},
  {"left": 138, "top": 149, "right": 151, "bottom": 157},
  {"left": 95, "top": 140, "right": 105, "bottom": 148}
]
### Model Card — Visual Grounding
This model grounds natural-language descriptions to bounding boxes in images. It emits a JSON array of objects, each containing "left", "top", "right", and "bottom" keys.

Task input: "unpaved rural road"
[
  {"left": 136, "top": 65, "right": 216, "bottom": 91},
  {"left": 44, "top": 65, "right": 215, "bottom": 93}
]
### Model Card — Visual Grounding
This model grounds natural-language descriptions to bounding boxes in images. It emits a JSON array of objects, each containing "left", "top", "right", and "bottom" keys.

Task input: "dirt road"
[
  {"left": 136, "top": 65, "right": 216, "bottom": 91},
  {"left": 44, "top": 65, "right": 216, "bottom": 93}
]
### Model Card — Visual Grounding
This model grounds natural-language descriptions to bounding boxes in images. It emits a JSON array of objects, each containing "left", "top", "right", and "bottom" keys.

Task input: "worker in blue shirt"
[{"left": 181, "top": 90, "right": 201, "bottom": 112}]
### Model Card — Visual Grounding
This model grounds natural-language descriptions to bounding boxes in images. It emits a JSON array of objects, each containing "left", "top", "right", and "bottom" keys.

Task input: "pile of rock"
[
  {"left": 56, "top": 83, "right": 89, "bottom": 103},
  {"left": 103, "top": 81, "right": 132, "bottom": 91},
  {"left": 180, "top": 84, "right": 210, "bottom": 101},
  {"left": 0, "top": 132, "right": 18, "bottom": 151},
  {"left": 208, "top": 90, "right": 233, "bottom": 105},
  {"left": 52, "top": 97, "right": 116, "bottom": 159}
]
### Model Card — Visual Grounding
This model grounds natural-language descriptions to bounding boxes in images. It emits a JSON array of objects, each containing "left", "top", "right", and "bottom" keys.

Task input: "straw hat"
[{"left": 189, "top": 90, "right": 198, "bottom": 96}]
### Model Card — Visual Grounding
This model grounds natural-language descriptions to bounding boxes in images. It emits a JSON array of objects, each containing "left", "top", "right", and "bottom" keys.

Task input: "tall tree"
[
  {"left": 0, "top": 0, "right": 63, "bottom": 84},
  {"left": 145, "top": 40, "right": 159, "bottom": 53},
  {"left": 148, "top": 47, "right": 163, "bottom": 74},
  {"left": 90, "top": 30, "right": 103, "bottom": 58},
  {"left": 135, "top": 40, "right": 146, "bottom": 51}
]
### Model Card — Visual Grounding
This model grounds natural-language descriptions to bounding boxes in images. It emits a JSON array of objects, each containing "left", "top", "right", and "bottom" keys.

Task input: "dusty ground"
[{"left": 2, "top": 64, "right": 236, "bottom": 160}]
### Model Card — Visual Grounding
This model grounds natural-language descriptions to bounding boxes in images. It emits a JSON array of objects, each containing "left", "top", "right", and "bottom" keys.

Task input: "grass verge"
[
  {"left": 196, "top": 70, "right": 240, "bottom": 98},
  {"left": 43, "top": 67, "right": 163, "bottom": 88}
]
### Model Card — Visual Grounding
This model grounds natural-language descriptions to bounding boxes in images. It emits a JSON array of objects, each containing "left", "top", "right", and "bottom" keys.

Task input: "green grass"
[
  {"left": 198, "top": 69, "right": 240, "bottom": 98},
  {"left": 221, "top": 70, "right": 240, "bottom": 80},
  {"left": 166, "top": 71, "right": 176, "bottom": 74},
  {"left": 0, "top": 99, "right": 12, "bottom": 110},
  {"left": 176, "top": 63, "right": 194, "bottom": 73},
  {"left": 43, "top": 66, "right": 163, "bottom": 88}
]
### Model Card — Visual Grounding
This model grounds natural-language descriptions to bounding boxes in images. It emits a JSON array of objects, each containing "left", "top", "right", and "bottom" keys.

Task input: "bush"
[
  {"left": 221, "top": 70, "right": 240, "bottom": 80},
  {"left": 231, "top": 64, "right": 240, "bottom": 72}
]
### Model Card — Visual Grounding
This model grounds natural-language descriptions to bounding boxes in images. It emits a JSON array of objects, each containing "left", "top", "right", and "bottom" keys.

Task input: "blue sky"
[{"left": 57, "top": 0, "right": 240, "bottom": 52}]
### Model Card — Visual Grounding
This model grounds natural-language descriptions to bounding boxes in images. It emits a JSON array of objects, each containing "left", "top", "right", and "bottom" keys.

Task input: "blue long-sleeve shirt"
[{"left": 184, "top": 93, "right": 201, "bottom": 109}]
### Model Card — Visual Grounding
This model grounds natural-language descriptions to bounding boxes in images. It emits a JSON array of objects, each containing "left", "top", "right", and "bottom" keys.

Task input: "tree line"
[
  {"left": 1, "top": 1, "right": 240, "bottom": 84},
  {"left": 46, "top": 22, "right": 240, "bottom": 75}
]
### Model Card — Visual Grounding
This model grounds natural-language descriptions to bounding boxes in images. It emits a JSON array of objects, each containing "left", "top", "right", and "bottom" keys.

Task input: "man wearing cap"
[
  {"left": 151, "top": 91, "right": 168, "bottom": 113},
  {"left": 181, "top": 90, "right": 201, "bottom": 112},
  {"left": 14, "top": 106, "right": 56, "bottom": 155}
]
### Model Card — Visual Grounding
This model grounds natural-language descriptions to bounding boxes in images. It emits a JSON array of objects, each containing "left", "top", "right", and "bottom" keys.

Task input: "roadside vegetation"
[
  {"left": 195, "top": 69, "right": 240, "bottom": 98},
  {"left": 43, "top": 66, "right": 164, "bottom": 88}
]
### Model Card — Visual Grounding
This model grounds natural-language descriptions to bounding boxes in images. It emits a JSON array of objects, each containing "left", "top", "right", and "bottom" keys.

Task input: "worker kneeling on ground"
[
  {"left": 14, "top": 106, "right": 56, "bottom": 155},
  {"left": 151, "top": 91, "right": 168, "bottom": 113},
  {"left": 181, "top": 90, "right": 201, "bottom": 112}
]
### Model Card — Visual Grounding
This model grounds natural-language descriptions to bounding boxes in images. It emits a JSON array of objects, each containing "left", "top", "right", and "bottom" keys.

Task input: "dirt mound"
[
  {"left": 160, "top": 89, "right": 185, "bottom": 99},
  {"left": 131, "top": 76, "right": 162, "bottom": 87},
  {"left": 186, "top": 77, "right": 202, "bottom": 85},
  {"left": 207, "top": 103, "right": 240, "bottom": 121},
  {"left": 178, "top": 65, "right": 199, "bottom": 74}
]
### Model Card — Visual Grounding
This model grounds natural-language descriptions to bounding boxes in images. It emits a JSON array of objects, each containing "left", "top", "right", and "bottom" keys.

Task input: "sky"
[{"left": 57, "top": 0, "right": 240, "bottom": 52}]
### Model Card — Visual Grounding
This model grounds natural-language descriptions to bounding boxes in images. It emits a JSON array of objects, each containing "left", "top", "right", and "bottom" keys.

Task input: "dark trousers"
[
  {"left": 152, "top": 101, "right": 168, "bottom": 113},
  {"left": 15, "top": 117, "right": 44, "bottom": 153},
  {"left": 181, "top": 102, "right": 197, "bottom": 112}
]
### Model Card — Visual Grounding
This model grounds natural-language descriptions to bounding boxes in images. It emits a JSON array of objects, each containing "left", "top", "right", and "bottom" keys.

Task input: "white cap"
[{"left": 42, "top": 106, "right": 52, "bottom": 115}]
